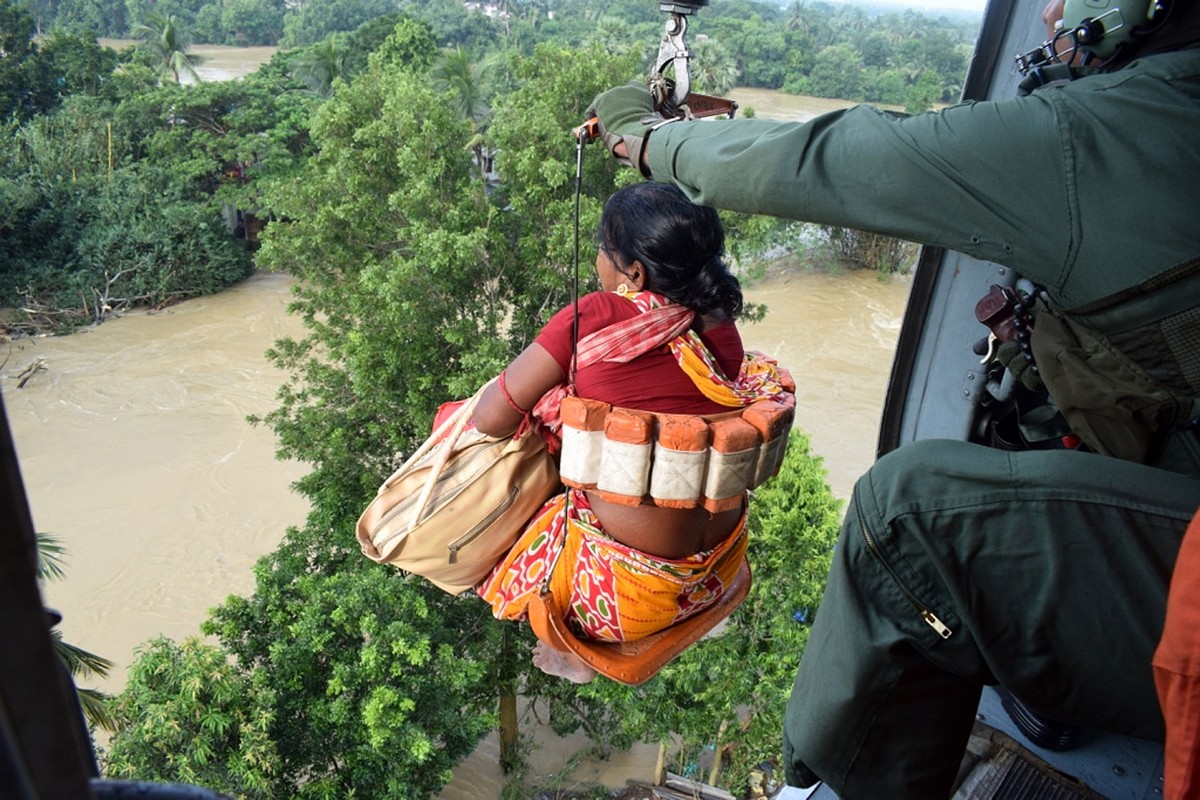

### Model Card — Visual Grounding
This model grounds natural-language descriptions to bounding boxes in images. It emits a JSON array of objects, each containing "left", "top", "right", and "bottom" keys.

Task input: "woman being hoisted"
[{"left": 473, "top": 182, "right": 792, "bottom": 684}]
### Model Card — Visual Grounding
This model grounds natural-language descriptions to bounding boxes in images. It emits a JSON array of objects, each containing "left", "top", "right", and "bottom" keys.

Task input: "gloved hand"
[
  {"left": 995, "top": 340, "right": 1043, "bottom": 391},
  {"left": 585, "top": 83, "right": 678, "bottom": 177}
]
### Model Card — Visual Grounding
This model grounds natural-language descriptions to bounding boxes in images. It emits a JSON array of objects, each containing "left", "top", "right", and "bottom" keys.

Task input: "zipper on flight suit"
[{"left": 856, "top": 503, "right": 953, "bottom": 639}]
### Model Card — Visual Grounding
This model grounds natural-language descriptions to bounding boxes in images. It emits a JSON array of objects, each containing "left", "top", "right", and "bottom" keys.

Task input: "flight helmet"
[
  {"left": 1064, "top": 0, "right": 1166, "bottom": 57},
  {"left": 1017, "top": 0, "right": 1170, "bottom": 73}
]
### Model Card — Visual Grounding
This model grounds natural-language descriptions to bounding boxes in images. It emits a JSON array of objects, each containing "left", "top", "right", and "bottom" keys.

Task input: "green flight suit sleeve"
[{"left": 646, "top": 96, "right": 1076, "bottom": 291}]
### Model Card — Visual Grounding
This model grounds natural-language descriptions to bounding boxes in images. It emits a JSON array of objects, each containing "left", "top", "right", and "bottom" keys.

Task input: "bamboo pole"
[{"left": 707, "top": 719, "right": 728, "bottom": 788}]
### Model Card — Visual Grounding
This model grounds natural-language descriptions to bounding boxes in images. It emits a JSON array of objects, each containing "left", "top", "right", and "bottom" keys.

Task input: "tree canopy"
[{"left": 27, "top": 0, "right": 978, "bottom": 106}]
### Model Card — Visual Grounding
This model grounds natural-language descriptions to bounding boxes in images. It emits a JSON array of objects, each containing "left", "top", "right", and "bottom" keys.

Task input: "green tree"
[
  {"left": 219, "top": 0, "right": 286, "bottom": 45},
  {"left": 590, "top": 15, "right": 634, "bottom": 56},
  {"left": 896, "top": 27, "right": 969, "bottom": 83},
  {"left": 280, "top": 0, "right": 396, "bottom": 47},
  {"left": 905, "top": 67, "right": 943, "bottom": 114},
  {"left": 866, "top": 67, "right": 908, "bottom": 105},
  {"left": 104, "top": 637, "right": 278, "bottom": 796},
  {"left": 688, "top": 37, "right": 740, "bottom": 96},
  {"left": 37, "top": 31, "right": 121, "bottom": 100},
  {"left": 251, "top": 24, "right": 488, "bottom": 505},
  {"left": 203, "top": 557, "right": 497, "bottom": 798},
  {"left": 859, "top": 30, "right": 894, "bottom": 69},
  {"left": 335, "top": 11, "right": 410, "bottom": 76},
  {"left": 289, "top": 34, "right": 348, "bottom": 97},
  {"left": 54, "top": 0, "right": 128, "bottom": 37},
  {"left": 822, "top": 225, "right": 918, "bottom": 276},
  {"left": 124, "top": 0, "right": 207, "bottom": 36},
  {"left": 431, "top": 46, "right": 500, "bottom": 181},
  {"left": 395, "top": 0, "right": 500, "bottom": 51},
  {"left": 432, "top": 46, "right": 497, "bottom": 124},
  {"left": 0, "top": 0, "right": 56, "bottom": 121},
  {"left": 0, "top": 159, "right": 252, "bottom": 324},
  {"left": 706, "top": 2, "right": 788, "bottom": 89},
  {"left": 132, "top": 12, "right": 203, "bottom": 84},
  {"left": 0, "top": 61, "right": 308, "bottom": 325},
  {"left": 806, "top": 43, "right": 864, "bottom": 101}
]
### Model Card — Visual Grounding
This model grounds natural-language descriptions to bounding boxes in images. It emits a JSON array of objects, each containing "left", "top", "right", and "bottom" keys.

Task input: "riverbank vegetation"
[
  {"left": 0, "top": 0, "right": 967, "bottom": 335},
  {"left": 3, "top": 0, "right": 970, "bottom": 795}
]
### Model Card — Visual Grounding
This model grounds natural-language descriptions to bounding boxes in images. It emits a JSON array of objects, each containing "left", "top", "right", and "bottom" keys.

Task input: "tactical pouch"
[{"left": 1030, "top": 256, "right": 1200, "bottom": 464}]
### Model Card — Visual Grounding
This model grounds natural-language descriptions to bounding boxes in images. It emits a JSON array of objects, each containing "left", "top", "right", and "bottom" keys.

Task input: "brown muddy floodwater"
[{"left": 4, "top": 266, "right": 910, "bottom": 795}]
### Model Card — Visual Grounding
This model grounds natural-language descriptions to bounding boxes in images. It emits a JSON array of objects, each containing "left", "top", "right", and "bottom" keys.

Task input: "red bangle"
[{"left": 497, "top": 370, "right": 530, "bottom": 415}]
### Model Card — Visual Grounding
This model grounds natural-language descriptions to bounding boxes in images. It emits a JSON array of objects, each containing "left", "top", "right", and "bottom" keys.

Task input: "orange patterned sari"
[{"left": 477, "top": 489, "right": 748, "bottom": 642}]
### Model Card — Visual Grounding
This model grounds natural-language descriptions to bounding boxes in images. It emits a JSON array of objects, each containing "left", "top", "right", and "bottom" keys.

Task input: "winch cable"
[
  {"left": 569, "top": 128, "right": 588, "bottom": 386},
  {"left": 538, "top": 126, "right": 590, "bottom": 597}
]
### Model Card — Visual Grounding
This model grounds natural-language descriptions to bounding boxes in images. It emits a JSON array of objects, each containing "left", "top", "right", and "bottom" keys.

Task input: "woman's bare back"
[{"left": 587, "top": 493, "right": 743, "bottom": 559}]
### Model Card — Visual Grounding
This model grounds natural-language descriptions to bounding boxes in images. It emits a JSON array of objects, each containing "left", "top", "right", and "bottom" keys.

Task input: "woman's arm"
[{"left": 473, "top": 343, "right": 565, "bottom": 438}]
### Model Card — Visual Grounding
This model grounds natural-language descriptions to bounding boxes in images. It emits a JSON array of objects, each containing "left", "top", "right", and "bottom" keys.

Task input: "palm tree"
[
  {"left": 290, "top": 35, "right": 346, "bottom": 98},
  {"left": 689, "top": 39, "right": 741, "bottom": 97},
  {"left": 431, "top": 47, "right": 499, "bottom": 182},
  {"left": 495, "top": 0, "right": 513, "bottom": 39},
  {"left": 132, "top": 12, "right": 203, "bottom": 84},
  {"left": 591, "top": 16, "right": 634, "bottom": 57},
  {"left": 36, "top": 533, "right": 117, "bottom": 732},
  {"left": 432, "top": 47, "right": 495, "bottom": 123},
  {"left": 785, "top": 0, "right": 810, "bottom": 34}
]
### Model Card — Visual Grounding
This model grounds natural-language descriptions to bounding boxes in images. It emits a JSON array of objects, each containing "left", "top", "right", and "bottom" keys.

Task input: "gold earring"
[{"left": 616, "top": 283, "right": 629, "bottom": 294}]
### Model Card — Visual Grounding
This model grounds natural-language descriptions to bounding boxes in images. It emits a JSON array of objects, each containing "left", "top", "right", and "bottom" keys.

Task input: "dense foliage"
[
  {"left": 2, "top": 0, "right": 960, "bottom": 329},
  {"left": 21, "top": 0, "right": 979, "bottom": 103},
  {"left": 0, "top": 1, "right": 318, "bottom": 330},
  {"left": 105, "top": 637, "right": 278, "bottom": 797}
]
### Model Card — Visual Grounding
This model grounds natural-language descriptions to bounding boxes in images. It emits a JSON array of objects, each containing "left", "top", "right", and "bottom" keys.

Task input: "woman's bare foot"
[{"left": 532, "top": 641, "right": 598, "bottom": 684}]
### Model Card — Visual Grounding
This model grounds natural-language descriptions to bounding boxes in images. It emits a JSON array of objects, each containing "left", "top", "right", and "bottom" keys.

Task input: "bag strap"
[{"left": 406, "top": 381, "right": 492, "bottom": 529}]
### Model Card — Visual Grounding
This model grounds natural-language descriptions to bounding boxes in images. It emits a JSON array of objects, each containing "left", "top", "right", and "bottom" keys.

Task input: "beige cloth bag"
[{"left": 356, "top": 381, "right": 560, "bottom": 594}]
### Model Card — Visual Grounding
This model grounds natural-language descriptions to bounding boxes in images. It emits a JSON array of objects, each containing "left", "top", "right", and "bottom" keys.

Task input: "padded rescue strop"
[
  {"left": 558, "top": 393, "right": 795, "bottom": 512},
  {"left": 526, "top": 555, "right": 752, "bottom": 685}
]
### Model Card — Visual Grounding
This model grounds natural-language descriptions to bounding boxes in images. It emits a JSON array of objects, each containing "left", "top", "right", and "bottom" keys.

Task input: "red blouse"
[{"left": 534, "top": 292, "right": 744, "bottom": 415}]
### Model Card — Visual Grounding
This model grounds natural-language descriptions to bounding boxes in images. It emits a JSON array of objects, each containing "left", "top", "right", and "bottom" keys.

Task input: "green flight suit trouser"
[{"left": 783, "top": 438, "right": 1200, "bottom": 799}]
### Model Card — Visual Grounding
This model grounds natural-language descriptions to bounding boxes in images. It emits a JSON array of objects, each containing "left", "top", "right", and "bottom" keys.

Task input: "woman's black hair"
[{"left": 599, "top": 182, "right": 743, "bottom": 320}]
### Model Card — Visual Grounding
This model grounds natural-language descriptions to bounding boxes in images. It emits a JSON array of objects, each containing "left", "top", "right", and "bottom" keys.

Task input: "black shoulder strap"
[{"left": 1017, "top": 62, "right": 1093, "bottom": 95}]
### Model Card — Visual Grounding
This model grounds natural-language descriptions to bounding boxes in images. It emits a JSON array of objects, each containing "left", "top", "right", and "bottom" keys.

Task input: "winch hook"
[{"left": 575, "top": 0, "right": 737, "bottom": 141}]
